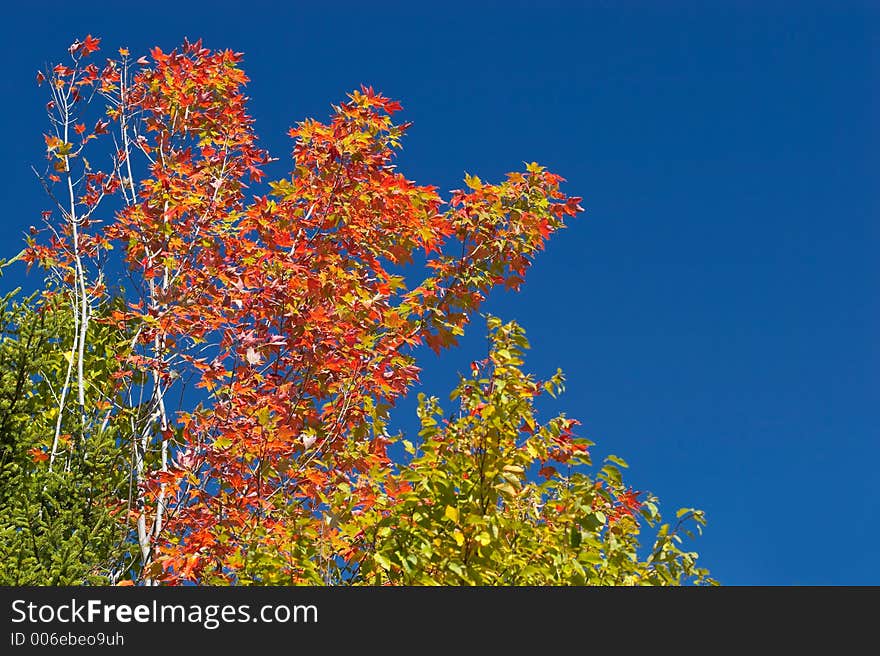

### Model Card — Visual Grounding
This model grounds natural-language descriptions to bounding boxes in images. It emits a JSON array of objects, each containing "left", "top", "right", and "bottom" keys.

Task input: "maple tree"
[{"left": 4, "top": 36, "right": 712, "bottom": 585}]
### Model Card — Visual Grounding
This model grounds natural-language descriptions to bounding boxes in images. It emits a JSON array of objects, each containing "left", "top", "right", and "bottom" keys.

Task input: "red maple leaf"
[{"left": 80, "top": 35, "right": 101, "bottom": 56}]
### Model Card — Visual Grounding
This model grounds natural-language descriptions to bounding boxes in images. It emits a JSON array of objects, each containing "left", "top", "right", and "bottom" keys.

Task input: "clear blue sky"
[{"left": 1, "top": 2, "right": 876, "bottom": 585}]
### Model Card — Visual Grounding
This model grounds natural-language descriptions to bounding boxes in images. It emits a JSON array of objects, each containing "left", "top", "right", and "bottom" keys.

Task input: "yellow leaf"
[
  {"left": 256, "top": 407, "right": 271, "bottom": 427},
  {"left": 453, "top": 530, "right": 465, "bottom": 547},
  {"left": 495, "top": 482, "right": 517, "bottom": 498},
  {"left": 525, "top": 440, "right": 540, "bottom": 458},
  {"left": 444, "top": 505, "right": 459, "bottom": 523},
  {"left": 464, "top": 173, "right": 482, "bottom": 190}
]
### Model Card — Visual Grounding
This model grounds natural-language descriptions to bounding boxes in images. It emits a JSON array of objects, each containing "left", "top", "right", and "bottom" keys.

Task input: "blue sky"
[{"left": 1, "top": 2, "right": 876, "bottom": 585}]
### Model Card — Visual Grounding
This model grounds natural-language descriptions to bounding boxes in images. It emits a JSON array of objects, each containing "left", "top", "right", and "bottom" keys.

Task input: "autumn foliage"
[{"left": 4, "top": 36, "right": 711, "bottom": 585}]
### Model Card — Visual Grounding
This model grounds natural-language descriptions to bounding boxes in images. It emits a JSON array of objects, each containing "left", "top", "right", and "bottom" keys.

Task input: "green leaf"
[
  {"left": 570, "top": 525, "right": 582, "bottom": 549},
  {"left": 448, "top": 562, "right": 467, "bottom": 579}
]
